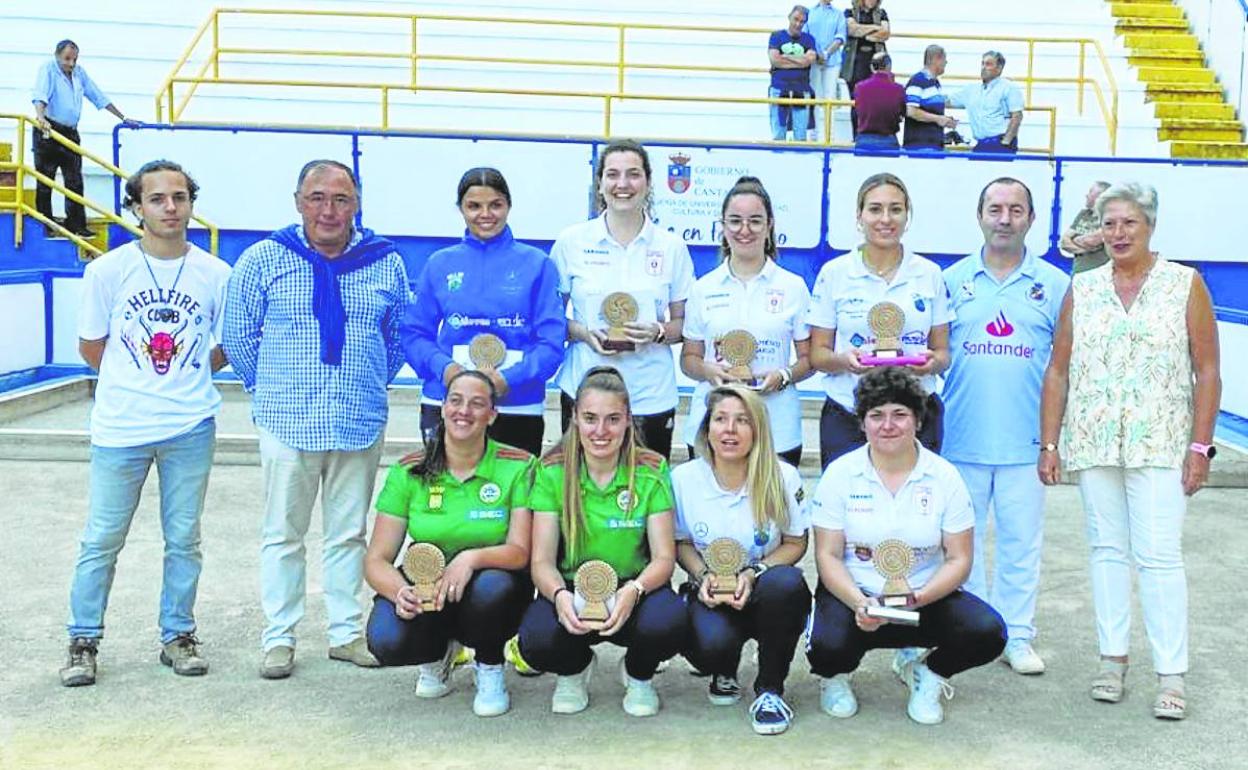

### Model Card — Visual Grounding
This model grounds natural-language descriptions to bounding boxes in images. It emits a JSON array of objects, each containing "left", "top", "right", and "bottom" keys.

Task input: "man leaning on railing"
[{"left": 31, "top": 39, "right": 138, "bottom": 238}]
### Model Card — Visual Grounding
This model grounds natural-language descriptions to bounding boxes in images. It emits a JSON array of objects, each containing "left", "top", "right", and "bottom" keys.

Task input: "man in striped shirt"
[
  {"left": 224, "top": 159, "right": 410, "bottom": 680},
  {"left": 903, "top": 45, "right": 958, "bottom": 151}
]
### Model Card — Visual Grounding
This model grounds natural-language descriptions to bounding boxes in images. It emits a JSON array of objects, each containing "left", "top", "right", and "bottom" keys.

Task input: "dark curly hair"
[
  {"left": 853, "top": 366, "right": 927, "bottom": 427},
  {"left": 122, "top": 159, "right": 199, "bottom": 209}
]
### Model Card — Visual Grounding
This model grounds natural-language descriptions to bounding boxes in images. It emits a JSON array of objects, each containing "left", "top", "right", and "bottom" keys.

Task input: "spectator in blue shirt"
[
  {"left": 30, "top": 40, "right": 137, "bottom": 237},
  {"left": 804, "top": 0, "right": 848, "bottom": 141},
  {"left": 223, "top": 159, "right": 411, "bottom": 681},
  {"left": 949, "top": 51, "right": 1025, "bottom": 154},
  {"left": 768, "top": 6, "right": 818, "bottom": 142},
  {"left": 401, "top": 167, "right": 567, "bottom": 456}
]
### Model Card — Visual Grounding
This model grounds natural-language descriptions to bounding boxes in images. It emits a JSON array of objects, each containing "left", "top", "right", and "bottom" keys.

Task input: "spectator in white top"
[
  {"left": 681, "top": 176, "right": 812, "bottom": 466},
  {"left": 673, "top": 385, "right": 811, "bottom": 736},
  {"left": 551, "top": 139, "right": 694, "bottom": 459},
  {"left": 60, "top": 160, "right": 231, "bottom": 688},
  {"left": 806, "top": 367, "right": 1006, "bottom": 725}
]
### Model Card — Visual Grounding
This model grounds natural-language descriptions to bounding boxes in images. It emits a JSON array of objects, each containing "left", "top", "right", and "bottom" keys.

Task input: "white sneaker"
[
  {"left": 472, "top": 662, "right": 510, "bottom": 717},
  {"left": 1002, "top": 639, "right": 1046, "bottom": 675},
  {"left": 906, "top": 662, "right": 955, "bottom": 725},
  {"left": 620, "top": 658, "right": 661, "bottom": 717},
  {"left": 415, "top": 641, "right": 461, "bottom": 699},
  {"left": 819, "top": 673, "right": 858, "bottom": 718},
  {"left": 552, "top": 653, "right": 594, "bottom": 714},
  {"left": 891, "top": 647, "right": 926, "bottom": 686}
]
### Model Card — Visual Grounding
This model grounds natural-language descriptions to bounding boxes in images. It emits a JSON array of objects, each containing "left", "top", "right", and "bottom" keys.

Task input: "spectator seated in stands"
[{"left": 853, "top": 52, "right": 905, "bottom": 151}]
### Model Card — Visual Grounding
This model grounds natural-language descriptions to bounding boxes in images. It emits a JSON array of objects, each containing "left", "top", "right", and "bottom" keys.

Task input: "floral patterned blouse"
[{"left": 1062, "top": 257, "right": 1193, "bottom": 471}]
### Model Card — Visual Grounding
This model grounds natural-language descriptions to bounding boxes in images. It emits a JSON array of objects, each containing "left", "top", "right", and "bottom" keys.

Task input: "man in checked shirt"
[{"left": 224, "top": 159, "right": 410, "bottom": 680}]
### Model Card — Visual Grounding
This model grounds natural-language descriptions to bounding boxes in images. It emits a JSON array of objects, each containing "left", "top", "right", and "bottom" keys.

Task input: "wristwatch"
[
  {"left": 1040, "top": 442, "right": 1058, "bottom": 453},
  {"left": 1189, "top": 442, "right": 1217, "bottom": 460},
  {"left": 746, "top": 562, "right": 770, "bottom": 578}
]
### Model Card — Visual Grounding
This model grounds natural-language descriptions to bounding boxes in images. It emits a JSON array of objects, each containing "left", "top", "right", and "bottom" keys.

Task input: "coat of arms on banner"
[{"left": 667, "top": 152, "right": 692, "bottom": 194}]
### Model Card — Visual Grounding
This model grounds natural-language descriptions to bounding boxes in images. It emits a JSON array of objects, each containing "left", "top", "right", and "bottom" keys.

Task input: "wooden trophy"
[
  {"left": 718, "top": 329, "right": 759, "bottom": 387},
  {"left": 401, "top": 542, "right": 446, "bottom": 612},
  {"left": 574, "top": 559, "right": 619, "bottom": 628},
  {"left": 702, "top": 537, "right": 748, "bottom": 596},
  {"left": 600, "top": 292, "right": 639, "bottom": 351},
  {"left": 866, "top": 538, "right": 920, "bottom": 625},
  {"left": 468, "top": 332, "right": 506, "bottom": 370}
]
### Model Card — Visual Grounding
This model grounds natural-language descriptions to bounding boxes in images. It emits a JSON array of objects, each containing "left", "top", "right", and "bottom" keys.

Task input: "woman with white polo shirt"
[
  {"left": 551, "top": 139, "right": 695, "bottom": 460},
  {"left": 808, "top": 172, "right": 952, "bottom": 468},
  {"left": 673, "top": 385, "right": 811, "bottom": 735},
  {"left": 805, "top": 367, "right": 1005, "bottom": 725},
  {"left": 681, "top": 176, "right": 812, "bottom": 466}
]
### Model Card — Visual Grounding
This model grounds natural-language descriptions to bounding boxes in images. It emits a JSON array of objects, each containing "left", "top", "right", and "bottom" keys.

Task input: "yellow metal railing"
[
  {"left": 1, "top": 113, "right": 220, "bottom": 256},
  {"left": 155, "top": 8, "right": 1116, "bottom": 155}
]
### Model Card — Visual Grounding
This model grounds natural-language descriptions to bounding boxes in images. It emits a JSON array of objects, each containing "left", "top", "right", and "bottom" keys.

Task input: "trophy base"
[
  {"left": 860, "top": 354, "right": 928, "bottom": 367},
  {"left": 418, "top": 599, "right": 438, "bottom": 612},
  {"left": 866, "top": 605, "right": 920, "bottom": 626},
  {"left": 602, "top": 337, "right": 636, "bottom": 352},
  {"left": 881, "top": 593, "right": 915, "bottom": 608}
]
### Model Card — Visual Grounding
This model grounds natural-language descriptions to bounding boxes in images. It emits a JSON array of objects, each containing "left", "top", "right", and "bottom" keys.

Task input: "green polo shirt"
[
  {"left": 529, "top": 450, "right": 675, "bottom": 581},
  {"left": 375, "top": 439, "right": 536, "bottom": 560}
]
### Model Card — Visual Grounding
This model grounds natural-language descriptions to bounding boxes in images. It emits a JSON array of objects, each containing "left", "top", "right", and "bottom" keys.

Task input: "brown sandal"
[
  {"left": 1090, "top": 660, "right": 1127, "bottom": 703},
  {"left": 1153, "top": 675, "right": 1186, "bottom": 720}
]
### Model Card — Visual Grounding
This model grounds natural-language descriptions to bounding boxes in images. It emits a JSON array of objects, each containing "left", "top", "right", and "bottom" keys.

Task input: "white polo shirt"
[
  {"left": 808, "top": 443, "right": 974, "bottom": 595},
  {"left": 552, "top": 215, "right": 695, "bottom": 415},
  {"left": 682, "top": 259, "right": 811, "bottom": 452},
  {"left": 806, "top": 248, "right": 954, "bottom": 410},
  {"left": 673, "top": 457, "right": 809, "bottom": 563}
]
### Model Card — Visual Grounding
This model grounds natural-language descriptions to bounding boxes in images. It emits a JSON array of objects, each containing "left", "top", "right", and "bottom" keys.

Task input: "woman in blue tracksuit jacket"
[{"left": 401, "top": 167, "right": 567, "bottom": 455}]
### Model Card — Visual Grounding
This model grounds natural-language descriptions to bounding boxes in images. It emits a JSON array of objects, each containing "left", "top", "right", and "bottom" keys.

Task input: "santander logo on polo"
[
  {"left": 963, "top": 310, "right": 1034, "bottom": 359},
  {"left": 986, "top": 311, "right": 1015, "bottom": 338}
]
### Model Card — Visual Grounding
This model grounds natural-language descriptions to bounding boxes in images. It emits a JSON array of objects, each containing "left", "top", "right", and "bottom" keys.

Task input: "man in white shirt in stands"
[
  {"left": 948, "top": 50, "right": 1024, "bottom": 154},
  {"left": 61, "top": 160, "right": 231, "bottom": 687}
]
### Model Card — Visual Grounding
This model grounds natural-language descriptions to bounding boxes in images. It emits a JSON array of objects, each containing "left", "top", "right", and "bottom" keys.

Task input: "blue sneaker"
[
  {"left": 708, "top": 674, "right": 741, "bottom": 705},
  {"left": 749, "top": 691, "right": 794, "bottom": 735}
]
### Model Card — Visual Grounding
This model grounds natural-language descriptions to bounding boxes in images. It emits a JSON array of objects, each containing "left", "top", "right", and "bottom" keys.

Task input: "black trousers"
[
  {"left": 560, "top": 392, "right": 674, "bottom": 461},
  {"left": 682, "top": 565, "right": 811, "bottom": 696},
  {"left": 518, "top": 585, "right": 686, "bottom": 680},
  {"left": 806, "top": 584, "right": 1006, "bottom": 679},
  {"left": 420, "top": 403, "right": 546, "bottom": 456},
  {"left": 33, "top": 120, "right": 85, "bottom": 230},
  {"left": 818, "top": 392, "right": 945, "bottom": 469},
  {"left": 366, "top": 568, "right": 531, "bottom": 666}
]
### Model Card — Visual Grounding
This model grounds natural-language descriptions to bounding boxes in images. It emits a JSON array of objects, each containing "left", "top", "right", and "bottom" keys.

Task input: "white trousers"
[
  {"left": 1078, "top": 466, "right": 1188, "bottom": 675},
  {"left": 258, "top": 426, "right": 383, "bottom": 651},
  {"left": 956, "top": 463, "right": 1046, "bottom": 642},
  {"left": 809, "top": 63, "right": 846, "bottom": 142}
]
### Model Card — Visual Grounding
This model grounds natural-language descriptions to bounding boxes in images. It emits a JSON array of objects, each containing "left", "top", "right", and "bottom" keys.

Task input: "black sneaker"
[
  {"left": 60, "top": 638, "right": 98, "bottom": 687},
  {"left": 749, "top": 691, "right": 794, "bottom": 735},
  {"left": 708, "top": 674, "right": 741, "bottom": 706}
]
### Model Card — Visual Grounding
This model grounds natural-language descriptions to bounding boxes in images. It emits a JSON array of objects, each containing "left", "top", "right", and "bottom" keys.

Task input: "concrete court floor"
[{"left": 0, "top": 448, "right": 1245, "bottom": 769}]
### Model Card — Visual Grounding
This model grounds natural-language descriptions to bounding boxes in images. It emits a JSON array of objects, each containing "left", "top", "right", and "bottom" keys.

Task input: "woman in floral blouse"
[{"left": 1038, "top": 182, "right": 1221, "bottom": 722}]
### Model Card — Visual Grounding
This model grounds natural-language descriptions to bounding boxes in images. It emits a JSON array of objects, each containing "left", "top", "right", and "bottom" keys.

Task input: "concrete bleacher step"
[
  {"left": 1137, "top": 66, "right": 1217, "bottom": 85},
  {"left": 1122, "top": 32, "right": 1200, "bottom": 50},
  {"left": 1109, "top": 1, "right": 1185, "bottom": 20},
  {"left": 1116, "top": 17, "right": 1190, "bottom": 34},
  {"left": 1128, "top": 50, "right": 1205, "bottom": 68},
  {"left": 1146, "top": 83, "right": 1228, "bottom": 103},
  {"left": 1170, "top": 140, "right": 1248, "bottom": 159},
  {"left": 1154, "top": 102, "right": 1235, "bottom": 120},
  {"left": 1158, "top": 120, "right": 1245, "bottom": 143}
]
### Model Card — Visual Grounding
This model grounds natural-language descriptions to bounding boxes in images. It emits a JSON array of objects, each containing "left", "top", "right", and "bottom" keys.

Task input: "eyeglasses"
[
  {"left": 301, "top": 193, "right": 357, "bottom": 210},
  {"left": 721, "top": 216, "right": 768, "bottom": 232}
]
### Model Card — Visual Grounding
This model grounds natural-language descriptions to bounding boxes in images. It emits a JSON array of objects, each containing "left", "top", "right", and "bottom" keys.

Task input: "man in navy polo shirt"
[
  {"left": 941, "top": 178, "right": 1069, "bottom": 675},
  {"left": 903, "top": 45, "right": 958, "bottom": 151},
  {"left": 768, "top": 6, "right": 818, "bottom": 141}
]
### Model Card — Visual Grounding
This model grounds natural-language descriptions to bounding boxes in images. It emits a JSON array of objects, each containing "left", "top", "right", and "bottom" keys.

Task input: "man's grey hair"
[
  {"left": 295, "top": 159, "right": 360, "bottom": 197},
  {"left": 983, "top": 50, "right": 1006, "bottom": 69},
  {"left": 923, "top": 45, "right": 945, "bottom": 66},
  {"left": 1094, "top": 181, "right": 1159, "bottom": 228}
]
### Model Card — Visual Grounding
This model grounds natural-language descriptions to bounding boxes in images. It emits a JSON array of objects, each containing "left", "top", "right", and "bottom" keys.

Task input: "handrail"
[
  {"left": 1, "top": 113, "right": 221, "bottom": 256},
  {"left": 154, "top": 8, "right": 1118, "bottom": 154}
]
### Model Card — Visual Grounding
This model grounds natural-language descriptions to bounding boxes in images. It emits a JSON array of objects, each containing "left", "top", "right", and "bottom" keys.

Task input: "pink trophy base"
[{"left": 859, "top": 354, "right": 928, "bottom": 367}]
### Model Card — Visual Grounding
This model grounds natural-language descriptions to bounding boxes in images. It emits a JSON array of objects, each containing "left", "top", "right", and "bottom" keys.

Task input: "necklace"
[
  {"left": 139, "top": 240, "right": 188, "bottom": 295},
  {"left": 862, "top": 247, "right": 901, "bottom": 279}
]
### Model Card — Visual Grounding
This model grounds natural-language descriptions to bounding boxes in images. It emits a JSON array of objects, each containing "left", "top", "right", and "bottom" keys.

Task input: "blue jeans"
[
  {"left": 854, "top": 133, "right": 900, "bottom": 152},
  {"left": 769, "top": 88, "right": 810, "bottom": 141},
  {"left": 68, "top": 418, "right": 216, "bottom": 644},
  {"left": 973, "top": 134, "right": 1018, "bottom": 154}
]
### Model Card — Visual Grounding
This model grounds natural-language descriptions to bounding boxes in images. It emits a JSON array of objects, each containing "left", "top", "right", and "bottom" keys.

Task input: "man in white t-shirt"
[{"left": 61, "top": 160, "right": 231, "bottom": 688}]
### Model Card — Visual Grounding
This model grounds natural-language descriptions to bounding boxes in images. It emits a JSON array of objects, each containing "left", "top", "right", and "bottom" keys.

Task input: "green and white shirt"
[
  {"left": 375, "top": 439, "right": 536, "bottom": 560},
  {"left": 529, "top": 449, "right": 675, "bottom": 581}
]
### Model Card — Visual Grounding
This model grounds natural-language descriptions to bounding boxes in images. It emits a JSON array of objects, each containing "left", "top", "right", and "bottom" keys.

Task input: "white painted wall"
[
  {"left": 1179, "top": 0, "right": 1248, "bottom": 131},
  {"left": 0, "top": 284, "right": 46, "bottom": 373}
]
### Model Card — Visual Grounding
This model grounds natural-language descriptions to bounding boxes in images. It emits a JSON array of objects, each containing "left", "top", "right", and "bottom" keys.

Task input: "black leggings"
[
  {"left": 366, "top": 568, "right": 531, "bottom": 666},
  {"left": 420, "top": 404, "right": 545, "bottom": 456},
  {"left": 560, "top": 392, "right": 675, "bottom": 461},
  {"left": 683, "top": 565, "right": 811, "bottom": 696},
  {"left": 518, "top": 585, "right": 686, "bottom": 680},
  {"left": 818, "top": 392, "right": 945, "bottom": 468},
  {"left": 806, "top": 584, "right": 1006, "bottom": 679}
]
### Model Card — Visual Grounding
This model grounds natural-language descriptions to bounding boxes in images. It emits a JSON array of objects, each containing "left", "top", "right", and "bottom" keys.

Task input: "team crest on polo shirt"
[
  {"left": 850, "top": 333, "right": 866, "bottom": 347},
  {"left": 479, "top": 482, "right": 502, "bottom": 505},
  {"left": 766, "top": 289, "right": 785, "bottom": 313},
  {"left": 693, "top": 522, "right": 710, "bottom": 539},
  {"left": 616, "top": 489, "right": 635, "bottom": 511},
  {"left": 446, "top": 272, "right": 464, "bottom": 292},
  {"left": 913, "top": 485, "right": 934, "bottom": 516},
  {"left": 754, "top": 529, "right": 770, "bottom": 547},
  {"left": 912, "top": 293, "right": 927, "bottom": 312},
  {"left": 1028, "top": 282, "right": 1046, "bottom": 302},
  {"left": 959, "top": 280, "right": 975, "bottom": 301},
  {"left": 645, "top": 251, "right": 664, "bottom": 276}
]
